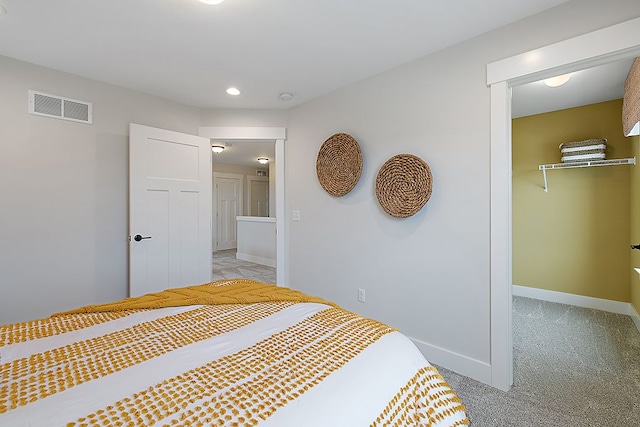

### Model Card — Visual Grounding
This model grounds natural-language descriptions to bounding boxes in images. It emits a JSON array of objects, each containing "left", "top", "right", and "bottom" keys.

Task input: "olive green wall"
[
  {"left": 630, "top": 135, "right": 640, "bottom": 314},
  {"left": 513, "top": 99, "right": 632, "bottom": 302}
]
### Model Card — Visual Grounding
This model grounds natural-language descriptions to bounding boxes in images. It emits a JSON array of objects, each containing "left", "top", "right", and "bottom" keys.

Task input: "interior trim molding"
[
  {"left": 487, "top": 17, "right": 640, "bottom": 392},
  {"left": 199, "top": 126, "right": 287, "bottom": 287},
  {"left": 410, "top": 337, "right": 492, "bottom": 385}
]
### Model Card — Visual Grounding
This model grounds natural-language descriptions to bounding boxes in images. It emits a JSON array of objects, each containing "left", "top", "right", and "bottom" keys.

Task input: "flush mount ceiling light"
[
  {"left": 279, "top": 92, "right": 293, "bottom": 101},
  {"left": 257, "top": 157, "right": 269, "bottom": 164},
  {"left": 199, "top": 0, "right": 224, "bottom": 5},
  {"left": 543, "top": 73, "right": 572, "bottom": 87},
  {"left": 211, "top": 144, "right": 225, "bottom": 153},
  {"left": 226, "top": 87, "right": 241, "bottom": 96}
]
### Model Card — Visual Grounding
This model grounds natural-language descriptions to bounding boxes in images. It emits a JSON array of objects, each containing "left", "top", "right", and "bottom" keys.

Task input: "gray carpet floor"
[{"left": 437, "top": 296, "right": 640, "bottom": 426}]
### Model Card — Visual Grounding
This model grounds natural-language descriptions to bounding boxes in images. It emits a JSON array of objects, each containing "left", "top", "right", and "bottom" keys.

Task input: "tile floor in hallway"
[{"left": 212, "top": 249, "right": 276, "bottom": 284}]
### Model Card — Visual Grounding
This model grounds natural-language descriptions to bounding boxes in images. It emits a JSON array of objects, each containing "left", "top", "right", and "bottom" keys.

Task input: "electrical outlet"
[{"left": 358, "top": 288, "right": 366, "bottom": 303}]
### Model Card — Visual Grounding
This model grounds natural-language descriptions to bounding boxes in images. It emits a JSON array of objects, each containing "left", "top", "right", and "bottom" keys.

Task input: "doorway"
[
  {"left": 199, "top": 127, "right": 287, "bottom": 288},
  {"left": 487, "top": 17, "right": 640, "bottom": 391}
]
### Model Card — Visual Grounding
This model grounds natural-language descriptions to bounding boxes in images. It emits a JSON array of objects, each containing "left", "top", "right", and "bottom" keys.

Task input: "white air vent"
[{"left": 28, "top": 90, "right": 92, "bottom": 124}]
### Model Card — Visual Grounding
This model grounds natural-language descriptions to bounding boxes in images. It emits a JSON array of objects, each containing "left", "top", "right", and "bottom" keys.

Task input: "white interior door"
[
  {"left": 250, "top": 179, "right": 269, "bottom": 217},
  {"left": 129, "top": 123, "right": 212, "bottom": 297},
  {"left": 216, "top": 176, "right": 242, "bottom": 250}
]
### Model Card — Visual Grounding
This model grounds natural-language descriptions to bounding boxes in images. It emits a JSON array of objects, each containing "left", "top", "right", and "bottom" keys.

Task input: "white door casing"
[
  {"left": 199, "top": 127, "right": 286, "bottom": 288},
  {"left": 129, "top": 123, "right": 212, "bottom": 297},
  {"left": 214, "top": 174, "right": 243, "bottom": 251},
  {"left": 487, "top": 17, "right": 640, "bottom": 391}
]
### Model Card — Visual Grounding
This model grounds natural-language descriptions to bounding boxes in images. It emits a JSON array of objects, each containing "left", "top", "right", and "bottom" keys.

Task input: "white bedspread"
[{"left": 0, "top": 282, "right": 468, "bottom": 426}]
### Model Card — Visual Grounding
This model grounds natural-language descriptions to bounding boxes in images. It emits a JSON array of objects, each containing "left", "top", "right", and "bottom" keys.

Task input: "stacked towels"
[{"left": 559, "top": 138, "right": 607, "bottom": 163}]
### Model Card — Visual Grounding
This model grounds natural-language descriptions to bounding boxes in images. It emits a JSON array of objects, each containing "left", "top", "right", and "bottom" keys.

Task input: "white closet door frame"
[{"left": 487, "top": 17, "right": 640, "bottom": 391}]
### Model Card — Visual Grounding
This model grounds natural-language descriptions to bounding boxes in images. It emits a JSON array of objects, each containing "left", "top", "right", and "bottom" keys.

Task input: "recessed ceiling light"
[
  {"left": 543, "top": 74, "right": 572, "bottom": 87},
  {"left": 199, "top": 0, "right": 224, "bottom": 5},
  {"left": 226, "top": 87, "right": 241, "bottom": 96}
]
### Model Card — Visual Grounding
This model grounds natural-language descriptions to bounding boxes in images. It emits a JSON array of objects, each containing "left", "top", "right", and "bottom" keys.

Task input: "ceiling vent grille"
[{"left": 28, "top": 90, "right": 92, "bottom": 124}]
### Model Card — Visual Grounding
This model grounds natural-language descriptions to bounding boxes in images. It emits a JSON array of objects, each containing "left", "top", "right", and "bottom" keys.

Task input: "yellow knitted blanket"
[{"left": 55, "top": 279, "right": 336, "bottom": 316}]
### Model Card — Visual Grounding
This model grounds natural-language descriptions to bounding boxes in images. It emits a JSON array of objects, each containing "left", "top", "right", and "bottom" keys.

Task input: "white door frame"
[
  {"left": 487, "top": 17, "right": 640, "bottom": 391},
  {"left": 199, "top": 127, "right": 287, "bottom": 288}
]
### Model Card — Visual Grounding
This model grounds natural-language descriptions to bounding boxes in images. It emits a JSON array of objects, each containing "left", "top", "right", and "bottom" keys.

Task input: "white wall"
[
  {"left": 236, "top": 217, "right": 276, "bottom": 268},
  {"left": 200, "top": 109, "right": 288, "bottom": 128},
  {"left": 0, "top": 56, "right": 202, "bottom": 324},
  {"left": 284, "top": 0, "right": 640, "bottom": 380}
]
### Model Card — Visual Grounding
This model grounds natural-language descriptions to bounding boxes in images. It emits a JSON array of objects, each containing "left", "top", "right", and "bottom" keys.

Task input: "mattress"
[{"left": 0, "top": 279, "right": 469, "bottom": 426}]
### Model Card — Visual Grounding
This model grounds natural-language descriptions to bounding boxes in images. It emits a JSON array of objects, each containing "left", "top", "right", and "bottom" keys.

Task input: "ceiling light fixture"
[
  {"left": 279, "top": 92, "right": 293, "bottom": 101},
  {"left": 199, "top": 0, "right": 224, "bottom": 5},
  {"left": 257, "top": 157, "right": 269, "bottom": 164},
  {"left": 226, "top": 87, "right": 241, "bottom": 96},
  {"left": 543, "top": 73, "right": 572, "bottom": 87},
  {"left": 211, "top": 145, "right": 225, "bottom": 153}
]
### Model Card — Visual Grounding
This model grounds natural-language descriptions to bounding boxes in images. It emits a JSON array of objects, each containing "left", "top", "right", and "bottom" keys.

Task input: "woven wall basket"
[
  {"left": 316, "top": 133, "right": 363, "bottom": 197},
  {"left": 623, "top": 57, "right": 640, "bottom": 136},
  {"left": 375, "top": 154, "right": 432, "bottom": 218}
]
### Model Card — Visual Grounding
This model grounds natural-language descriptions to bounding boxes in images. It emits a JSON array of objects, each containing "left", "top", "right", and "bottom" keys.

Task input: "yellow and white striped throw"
[{"left": 1, "top": 279, "right": 468, "bottom": 426}]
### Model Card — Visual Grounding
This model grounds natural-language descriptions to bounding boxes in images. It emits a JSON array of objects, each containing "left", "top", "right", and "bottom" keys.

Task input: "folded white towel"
[
  {"left": 561, "top": 152, "right": 606, "bottom": 162},
  {"left": 560, "top": 144, "right": 606, "bottom": 154}
]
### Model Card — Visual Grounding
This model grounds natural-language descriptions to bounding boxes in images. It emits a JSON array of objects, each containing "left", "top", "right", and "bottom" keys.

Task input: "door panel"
[
  {"left": 216, "top": 177, "right": 241, "bottom": 250},
  {"left": 250, "top": 180, "right": 269, "bottom": 217},
  {"left": 129, "top": 123, "right": 212, "bottom": 297}
]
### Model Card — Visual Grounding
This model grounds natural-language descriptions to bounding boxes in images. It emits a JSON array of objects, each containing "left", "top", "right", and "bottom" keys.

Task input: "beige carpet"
[{"left": 437, "top": 296, "right": 640, "bottom": 426}]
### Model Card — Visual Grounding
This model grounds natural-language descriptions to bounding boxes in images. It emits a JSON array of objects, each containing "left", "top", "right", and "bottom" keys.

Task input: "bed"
[{"left": 0, "top": 279, "right": 469, "bottom": 426}]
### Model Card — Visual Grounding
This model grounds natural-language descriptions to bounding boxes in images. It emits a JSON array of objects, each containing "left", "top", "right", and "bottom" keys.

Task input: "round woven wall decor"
[
  {"left": 375, "top": 154, "right": 432, "bottom": 218},
  {"left": 316, "top": 133, "right": 363, "bottom": 197}
]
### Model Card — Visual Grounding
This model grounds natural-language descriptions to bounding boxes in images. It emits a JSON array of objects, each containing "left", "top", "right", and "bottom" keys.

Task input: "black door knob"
[{"left": 133, "top": 234, "right": 152, "bottom": 242}]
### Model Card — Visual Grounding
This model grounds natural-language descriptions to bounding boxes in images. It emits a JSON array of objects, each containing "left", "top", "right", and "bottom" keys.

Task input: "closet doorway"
[{"left": 487, "top": 18, "right": 640, "bottom": 391}]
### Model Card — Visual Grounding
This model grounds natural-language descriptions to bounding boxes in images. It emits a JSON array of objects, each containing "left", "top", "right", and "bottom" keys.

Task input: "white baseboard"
[
  {"left": 409, "top": 336, "right": 492, "bottom": 386},
  {"left": 235, "top": 252, "right": 276, "bottom": 268},
  {"left": 513, "top": 285, "right": 640, "bottom": 334}
]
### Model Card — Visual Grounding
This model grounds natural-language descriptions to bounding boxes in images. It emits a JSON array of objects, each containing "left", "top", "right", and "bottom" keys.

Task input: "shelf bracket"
[
  {"left": 538, "top": 157, "right": 635, "bottom": 193},
  {"left": 541, "top": 166, "right": 548, "bottom": 193}
]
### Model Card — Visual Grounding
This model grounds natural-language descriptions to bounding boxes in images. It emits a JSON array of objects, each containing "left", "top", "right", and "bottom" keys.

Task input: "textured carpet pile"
[{"left": 438, "top": 296, "right": 640, "bottom": 426}]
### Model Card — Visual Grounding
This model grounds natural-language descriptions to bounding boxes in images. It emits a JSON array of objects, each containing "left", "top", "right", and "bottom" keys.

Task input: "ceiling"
[
  {"left": 0, "top": 0, "right": 571, "bottom": 110},
  {"left": 511, "top": 58, "right": 635, "bottom": 119},
  {"left": 212, "top": 140, "right": 275, "bottom": 168},
  {"left": 0, "top": 0, "right": 632, "bottom": 165}
]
